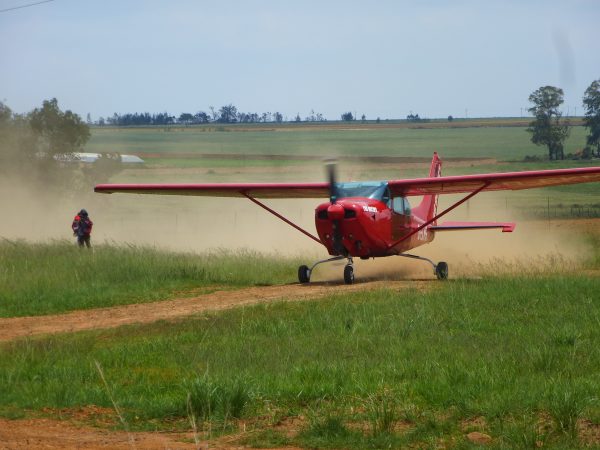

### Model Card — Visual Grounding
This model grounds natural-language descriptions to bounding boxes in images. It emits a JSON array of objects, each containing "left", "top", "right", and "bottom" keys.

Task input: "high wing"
[
  {"left": 94, "top": 182, "right": 330, "bottom": 198},
  {"left": 389, "top": 166, "right": 600, "bottom": 196},
  {"left": 95, "top": 166, "right": 600, "bottom": 198}
]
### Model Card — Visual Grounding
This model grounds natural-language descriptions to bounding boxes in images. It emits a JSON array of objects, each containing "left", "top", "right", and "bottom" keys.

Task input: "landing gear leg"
[
  {"left": 397, "top": 253, "right": 449, "bottom": 280},
  {"left": 297, "top": 255, "right": 346, "bottom": 284}
]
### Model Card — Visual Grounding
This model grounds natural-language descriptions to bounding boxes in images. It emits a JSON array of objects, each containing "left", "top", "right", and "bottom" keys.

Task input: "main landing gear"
[
  {"left": 397, "top": 253, "right": 449, "bottom": 280},
  {"left": 298, "top": 255, "right": 355, "bottom": 284},
  {"left": 298, "top": 254, "right": 449, "bottom": 284}
]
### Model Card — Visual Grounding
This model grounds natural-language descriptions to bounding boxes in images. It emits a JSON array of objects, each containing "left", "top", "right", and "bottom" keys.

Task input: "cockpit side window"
[
  {"left": 392, "top": 196, "right": 411, "bottom": 215},
  {"left": 403, "top": 197, "right": 412, "bottom": 215}
]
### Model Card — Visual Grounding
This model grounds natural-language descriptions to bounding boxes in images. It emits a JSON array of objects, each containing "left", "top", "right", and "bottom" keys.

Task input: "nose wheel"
[{"left": 343, "top": 264, "right": 354, "bottom": 284}]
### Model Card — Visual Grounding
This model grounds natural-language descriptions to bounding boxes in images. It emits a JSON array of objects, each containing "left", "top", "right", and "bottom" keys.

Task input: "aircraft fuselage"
[{"left": 314, "top": 197, "right": 433, "bottom": 258}]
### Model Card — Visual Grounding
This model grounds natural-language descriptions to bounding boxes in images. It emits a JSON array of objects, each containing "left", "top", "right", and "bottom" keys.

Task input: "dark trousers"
[{"left": 77, "top": 235, "right": 91, "bottom": 248}]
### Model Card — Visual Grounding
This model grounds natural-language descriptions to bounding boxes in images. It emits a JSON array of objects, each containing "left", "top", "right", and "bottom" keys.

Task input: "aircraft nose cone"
[{"left": 327, "top": 203, "right": 345, "bottom": 220}]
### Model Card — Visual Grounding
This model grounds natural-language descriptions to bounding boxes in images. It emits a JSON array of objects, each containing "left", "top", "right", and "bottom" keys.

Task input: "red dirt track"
[
  {"left": 0, "top": 415, "right": 304, "bottom": 450},
  {"left": 0, "top": 280, "right": 427, "bottom": 343}
]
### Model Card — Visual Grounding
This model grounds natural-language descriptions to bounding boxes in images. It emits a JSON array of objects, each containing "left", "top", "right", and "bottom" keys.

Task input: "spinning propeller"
[
  {"left": 325, "top": 159, "right": 345, "bottom": 255},
  {"left": 326, "top": 159, "right": 338, "bottom": 204}
]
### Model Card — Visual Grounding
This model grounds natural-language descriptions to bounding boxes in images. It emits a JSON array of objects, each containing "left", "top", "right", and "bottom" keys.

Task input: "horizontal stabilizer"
[{"left": 430, "top": 221, "right": 516, "bottom": 233}]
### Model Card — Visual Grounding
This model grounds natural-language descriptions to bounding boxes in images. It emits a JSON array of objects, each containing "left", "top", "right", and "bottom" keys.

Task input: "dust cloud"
[
  {"left": 0, "top": 164, "right": 590, "bottom": 282},
  {"left": 355, "top": 193, "right": 588, "bottom": 280}
]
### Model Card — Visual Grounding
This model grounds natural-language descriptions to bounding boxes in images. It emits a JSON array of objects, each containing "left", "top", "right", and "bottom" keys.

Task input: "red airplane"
[{"left": 95, "top": 153, "right": 600, "bottom": 284}]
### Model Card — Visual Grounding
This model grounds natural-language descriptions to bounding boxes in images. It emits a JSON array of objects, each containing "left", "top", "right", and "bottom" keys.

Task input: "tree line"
[
  {"left": 99, "top": 104, "right": 290, "bottom": 126},
  {"left": 97, "top": 106, "right": 377, "bottom": 126}
]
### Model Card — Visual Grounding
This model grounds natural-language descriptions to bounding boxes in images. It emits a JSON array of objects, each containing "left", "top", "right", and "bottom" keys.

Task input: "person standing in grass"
[{"left": 72, "top": 209, "right": 93, "bottom": 248}]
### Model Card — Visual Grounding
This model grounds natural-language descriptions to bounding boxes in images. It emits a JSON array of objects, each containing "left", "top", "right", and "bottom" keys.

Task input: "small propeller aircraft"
[{"left": 95, "top": 153, "right": 600, "bottom": 283}]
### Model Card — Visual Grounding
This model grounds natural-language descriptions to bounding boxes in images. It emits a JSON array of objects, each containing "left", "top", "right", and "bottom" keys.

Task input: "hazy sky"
[{"left": 1, "top": 0, "right": 599, "bottom": 120}]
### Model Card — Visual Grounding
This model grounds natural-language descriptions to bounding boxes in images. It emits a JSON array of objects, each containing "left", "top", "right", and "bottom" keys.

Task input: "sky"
[{"left": 1, "top": 0, "right": 599, "bottom": 121}]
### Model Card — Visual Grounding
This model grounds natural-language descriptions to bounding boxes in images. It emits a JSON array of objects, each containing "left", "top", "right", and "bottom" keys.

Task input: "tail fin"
[{"left": 416, "top": 152, "right": 442, "bottom": 223}]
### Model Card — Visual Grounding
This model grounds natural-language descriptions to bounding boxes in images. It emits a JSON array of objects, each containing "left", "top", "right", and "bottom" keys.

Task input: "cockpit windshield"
[{"left": 335, "top": 181, "right": 389, "bottom": 202}]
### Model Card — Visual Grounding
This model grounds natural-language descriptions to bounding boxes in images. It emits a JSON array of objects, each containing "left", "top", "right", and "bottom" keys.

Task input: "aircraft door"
[{"left": 391, "top": 196, "right": 411, "bottom": 240}]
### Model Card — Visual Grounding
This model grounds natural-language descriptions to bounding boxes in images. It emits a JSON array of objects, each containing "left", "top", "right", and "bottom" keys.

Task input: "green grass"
[
  {"left": 86, "top": 124, "right": 590, "bottom": 162},
  {"left": 146, "top": 157, "right": 312, "bottom": 169},
  {"left": 0, "top": 240, "right": 303, "bottom": 317},
  {"left": 1, "top": 269, "right": 599, "bottom": 447}
]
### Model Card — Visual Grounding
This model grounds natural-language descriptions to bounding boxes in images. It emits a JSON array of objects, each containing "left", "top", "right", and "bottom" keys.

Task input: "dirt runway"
[
  {"left": 0, "top": 414, "right": 304, "bottom": 450},
  {"left": 0, "top": 280, "right": 429, "bottom": 343}
]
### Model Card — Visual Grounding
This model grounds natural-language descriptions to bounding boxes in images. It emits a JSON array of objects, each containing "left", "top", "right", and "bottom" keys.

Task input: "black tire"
[
  {"left": 298, "top": 265, "right": 310, "bottom": 283},
  {"left": 435, "top": 262, "right": 449, "bottom": 280},
  {"left": 343, "top": 265, "right": 354, "bottom": 284}
]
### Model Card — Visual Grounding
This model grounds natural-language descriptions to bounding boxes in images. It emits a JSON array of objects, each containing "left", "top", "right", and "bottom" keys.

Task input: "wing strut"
[
  {"left": 242, "top": 193, "right": 323, "bottom": 245},
  {"left": 388, "top": 183, "right": 489, "bottom": 249}
]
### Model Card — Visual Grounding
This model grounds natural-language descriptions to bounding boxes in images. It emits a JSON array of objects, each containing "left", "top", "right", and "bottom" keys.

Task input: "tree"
[
  {"left": 341, "top": 112, "right": 354, "bottom": 121},
  {"left": 0, "top": 99, "right": 101, "bottom": 192},
  {"left": 0, "top": 101, "right": 11, "bottom": 125},
  {"left": 527, "top": 86, "right": 570, "bottom": 160},
  {"left": 218, "top": 104, "right": 238, "bottom": 123},
  {"left": 0, "top": 102, "right": 14, "bottom": 157},
  {"left": 273, "top": 112, "right": 283, "bottom": 123},
  {"left": 209, "top": 106, "right": 218, "bottom": 122},
  {"left": 29, "top": 98, "right": 90, "bottom": 156},
  {"left": 0, "top": 103, "right": 36, "bottom": 175},
  {"left": 194, "top": 111, "right": 210, "bottom": 123},
  {"left": 178, "top": 113, "right": 194, "bottom": 124},
  {"left": 447, "top": 115, "right": 454, "bottom": 122},
  {"left": 583, "top": 79, "right": 600, "bottom": 156}
]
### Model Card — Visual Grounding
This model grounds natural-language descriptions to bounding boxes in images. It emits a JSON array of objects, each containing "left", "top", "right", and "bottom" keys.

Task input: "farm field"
[
  {"left": 1, "top": 122, "right": 600, "bottom": 448},
  {"left": 86, "top": 120, "right": 590, "bottom": 162},
  {"left": 85, "top": 121, "right": 598, "bottom": 220}
]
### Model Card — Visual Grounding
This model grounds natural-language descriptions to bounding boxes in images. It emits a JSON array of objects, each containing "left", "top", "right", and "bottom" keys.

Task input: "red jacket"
[{"left": 72, "top": 215, "right": 93, "bottom": 237}]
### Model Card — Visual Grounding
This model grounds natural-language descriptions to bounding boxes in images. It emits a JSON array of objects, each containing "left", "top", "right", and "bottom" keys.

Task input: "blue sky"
[{"left": 1, "top": 0, "right": 599, "bottom": 120}]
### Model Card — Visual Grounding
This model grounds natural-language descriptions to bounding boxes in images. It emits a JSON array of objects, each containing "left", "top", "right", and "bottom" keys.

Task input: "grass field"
[
  {"left": 1, "top": 265, "right": 599, "bottom": 448},
  {"left": 0, "top": 240, "right": 303, "bottom": 317},
  {"left": 0, "top": 233, "right": 599, "bottom": 448},
  {"left": 86, "top": 121, "right": 590, "bottom": 162}
]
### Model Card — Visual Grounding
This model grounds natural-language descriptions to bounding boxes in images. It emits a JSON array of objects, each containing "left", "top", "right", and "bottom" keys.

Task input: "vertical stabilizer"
[{"left": 415, "top": 152, "right": 442, "bottom": 223}]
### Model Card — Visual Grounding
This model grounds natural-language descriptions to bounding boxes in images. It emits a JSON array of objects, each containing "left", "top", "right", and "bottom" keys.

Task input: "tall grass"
[
  {"left": 186, "top": 375, "right": 251, "bottom": 423},
  {"left": 0, "top": 240, "right": 303, "bottom": 317}
]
